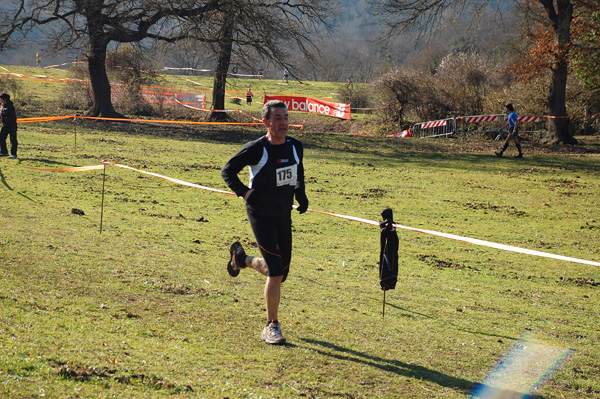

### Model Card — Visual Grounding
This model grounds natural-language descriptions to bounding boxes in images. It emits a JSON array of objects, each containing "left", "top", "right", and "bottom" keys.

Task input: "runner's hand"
[{"left": 295, "top": 192, "right": 308, "bottom": 214}]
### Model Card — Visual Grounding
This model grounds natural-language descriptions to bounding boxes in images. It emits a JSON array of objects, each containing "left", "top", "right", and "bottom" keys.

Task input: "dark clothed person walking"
[{"left": 0, "top": 93, "right": 18, "bottom": 159}]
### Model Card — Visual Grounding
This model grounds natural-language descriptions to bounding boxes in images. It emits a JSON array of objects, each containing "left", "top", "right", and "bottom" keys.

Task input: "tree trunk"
[
  {"left": 209, "top": 16, "right": 235, "bottom": 122},
  {"left": 541, "top": 0, "right": 577, "bottom": 144},
  {"left": 86, "top": 20, "right": 122, "bottom": 117},
  {"left": 545, "top": 62, "right": 577, "bottom": 144}
]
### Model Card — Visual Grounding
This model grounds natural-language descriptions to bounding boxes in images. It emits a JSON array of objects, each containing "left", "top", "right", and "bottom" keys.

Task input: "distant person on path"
[
  {"left": 36, "top": 52, "right": 42, "bottom": 67},
  {"left": 495, "top": 103, "right": 523, "bottom": 158},
  {"left": 0, "top": 93, "right": 18, "bottom": 159},
  {"left": 221, "top": 100, "right": 309, "bottom": 345},
  {"left": 246, "top": 88, "right": 254, "bottom": 106},
  {"left": 283, "top": 68, "right": 289, "bottom": 83},
  {"left": 259, "top": 67, "right": 264, "bottom": 80}
]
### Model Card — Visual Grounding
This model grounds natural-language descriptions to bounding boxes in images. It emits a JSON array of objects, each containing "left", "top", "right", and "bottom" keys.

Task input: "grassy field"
[
  {"left": 0, "top": 64, "right": 351, "bottom": 119},
  {"left": 1, "top": 67, "right": 600, "bottom": 398}
]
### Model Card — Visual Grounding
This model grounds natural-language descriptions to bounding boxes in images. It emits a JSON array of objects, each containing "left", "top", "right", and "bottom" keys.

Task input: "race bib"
[{"left": 276, "top": 164, "right": 297, "bottom": 186}]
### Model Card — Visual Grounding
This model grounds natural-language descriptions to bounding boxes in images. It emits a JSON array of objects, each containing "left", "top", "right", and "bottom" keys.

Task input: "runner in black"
[{"left": 221, "top": 100, "right": 309, "bottom": 344}]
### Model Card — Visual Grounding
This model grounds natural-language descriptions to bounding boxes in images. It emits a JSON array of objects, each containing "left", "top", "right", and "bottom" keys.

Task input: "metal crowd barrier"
[
  {"left": 408, "top": 115, "right": 546, "bottom": 139},
  {"left": 411, "top": 118, "right": 456, "bottom": 138}
]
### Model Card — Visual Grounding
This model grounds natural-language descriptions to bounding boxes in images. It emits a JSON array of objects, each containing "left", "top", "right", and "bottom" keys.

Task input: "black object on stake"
[{"left": 379, "top": 207, "right": 399, "bottom": 318}]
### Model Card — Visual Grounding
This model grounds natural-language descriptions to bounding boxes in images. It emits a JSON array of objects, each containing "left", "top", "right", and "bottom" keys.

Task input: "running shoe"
[
  {"left": 261, "top": 322, "right": 286, "bottom": 345},
  {"left": 227, "top": 241, "right": 246, "bottom": 277}
]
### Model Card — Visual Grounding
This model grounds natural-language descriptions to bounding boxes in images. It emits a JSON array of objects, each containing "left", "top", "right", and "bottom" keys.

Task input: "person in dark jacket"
[
  {"left": 0, "top": 93, "right": 18, "bottom": 159},
  {"left": 245, "top": 88, "right": 253, "bottom": 106},
  {"left": 221, "top": 100, "right": 309, "bottom": 345}
]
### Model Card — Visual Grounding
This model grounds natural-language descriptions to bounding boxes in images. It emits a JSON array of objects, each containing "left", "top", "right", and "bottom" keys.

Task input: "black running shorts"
[{"left": 246, "top": 208, "right": 292, "bottom": 282}]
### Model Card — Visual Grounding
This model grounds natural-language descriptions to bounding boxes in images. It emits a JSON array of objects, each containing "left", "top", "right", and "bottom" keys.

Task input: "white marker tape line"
[
  {"left": 108, "top": 163, "right": 236, "bottom": 196},
  {"left": 393, "top": 223, "right": 600, "bottom": 267},
  {"left": 307, "top": 208, "right": 600, "bottom": 268},
  {"left": 0, "top": 158, "right": 105, "bottom": 172}
]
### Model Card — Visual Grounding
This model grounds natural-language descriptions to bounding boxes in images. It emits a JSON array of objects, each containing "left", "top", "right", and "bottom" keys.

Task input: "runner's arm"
[{"left": 221, "top": 142, "right": 262, "bottom": 198}]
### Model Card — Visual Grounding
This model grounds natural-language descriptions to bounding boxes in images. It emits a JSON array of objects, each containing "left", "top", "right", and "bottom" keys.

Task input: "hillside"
[{"left": 0, "top": 0, "right": 516, "bottom": 82}]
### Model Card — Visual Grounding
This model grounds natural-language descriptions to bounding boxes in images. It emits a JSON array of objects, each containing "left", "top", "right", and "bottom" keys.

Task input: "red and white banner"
[
  {"left": 464, "top": 115, "right": 502, "bottom": 123},
  {"left": 421, "top": 119, "right": 447, "bottom": 129},
  {"left": 518, "top": 116, "right": 541, "bottom": 123},
  {"left": 264, "top": 95, "right": 351, "bottom": 120}
]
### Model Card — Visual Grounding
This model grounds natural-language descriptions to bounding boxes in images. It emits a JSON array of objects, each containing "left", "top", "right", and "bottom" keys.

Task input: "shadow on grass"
[
  {"left": 67, "top": 120, "right": 600, "bottom": 174},
  {"left": 308, "top": 144, "right": 600, "bottom": 175},
  {"left": 0, "top": 167, "right": 12, "bottom": 190},
  {"left": 300, "top": 338, "right": 475, "bottom": 394},
  {"left": 16, "top": 158, "right": 80, "bottom": 167},
  {"left": 299, "top": 338, "right": 545, "bottom": 399},
  {"left": 378, "top": 299, "right": 517, "bottom": 342},
  {"left": 0, "top": 166, "right": 36, "bottom": 201}
]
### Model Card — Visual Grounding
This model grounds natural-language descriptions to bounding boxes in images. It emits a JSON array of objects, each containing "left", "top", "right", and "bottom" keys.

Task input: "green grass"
[{"left": 1, "top": 70, "right": 600, "bottom": 398}]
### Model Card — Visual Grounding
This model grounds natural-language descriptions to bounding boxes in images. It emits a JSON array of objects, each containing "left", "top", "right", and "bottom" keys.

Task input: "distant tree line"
[{"left": 0, "top": 0, "right": 333, "bottom": 119}]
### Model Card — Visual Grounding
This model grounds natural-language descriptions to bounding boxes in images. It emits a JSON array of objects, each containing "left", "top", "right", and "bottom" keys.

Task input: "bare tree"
[
  {"left": 436, "top": 52, "right": 493, "bottom": 116},
  {"left": 0, "top": 0, "right": 223, "bottom": 117},
  {"left": 372, "top": 68, "right": 452, "bottom": 126},
  {"left": 160, "top": 39, "right": 210, "bottom": 72},
  {"left": 189, "top": 0, "right": 334, "bottom": 121}
]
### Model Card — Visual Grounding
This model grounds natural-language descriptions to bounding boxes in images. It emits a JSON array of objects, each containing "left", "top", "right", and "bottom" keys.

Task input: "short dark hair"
[
  {"left": 262, "top": 100, "right": 287, "bottom": 120},
  {"left": 0, "top": 93, "right": 10, "bottom": 100},
  {"left": 505, "top": 103, "right": 514, "bottom": 112}
]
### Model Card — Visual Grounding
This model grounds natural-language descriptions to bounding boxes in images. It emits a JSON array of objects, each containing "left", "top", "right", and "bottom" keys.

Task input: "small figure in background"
[{"left": 246, "top": 88, "right": 254, "bottom": 106}]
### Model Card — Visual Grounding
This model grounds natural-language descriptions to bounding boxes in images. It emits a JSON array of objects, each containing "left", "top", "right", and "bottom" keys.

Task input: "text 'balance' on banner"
[{"left": 264, "top": 95, "right": 351, "bottom": 120}]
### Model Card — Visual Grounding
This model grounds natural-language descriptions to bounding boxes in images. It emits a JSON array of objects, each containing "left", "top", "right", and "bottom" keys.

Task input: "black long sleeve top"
[
  {"left": 222, "top": 135, "right": 306, "bottom": 217},
  {"left": 0, "top": 100, "right": 17, "bottom": 128}
]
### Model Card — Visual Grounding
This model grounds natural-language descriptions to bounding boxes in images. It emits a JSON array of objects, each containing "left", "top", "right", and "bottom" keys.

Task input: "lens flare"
[{"left": 471, "top": 335, "right": 572, "bottom": 399}]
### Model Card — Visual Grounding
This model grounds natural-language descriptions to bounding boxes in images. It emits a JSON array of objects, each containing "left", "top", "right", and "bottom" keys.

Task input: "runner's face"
[{"left": 264, "top": 107, "right": 288, "bottom": 143}]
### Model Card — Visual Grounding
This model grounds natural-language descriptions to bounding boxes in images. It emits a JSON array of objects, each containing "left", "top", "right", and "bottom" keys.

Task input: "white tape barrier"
[
  {"left": 306, "top": 208, "right": 600, "bottom": 268},
  {"left": 393, "top": 223, "right": 600, "bottom": 267},
  {"left": 107, "top": 162, "right": 236, "bottom": 196}
]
